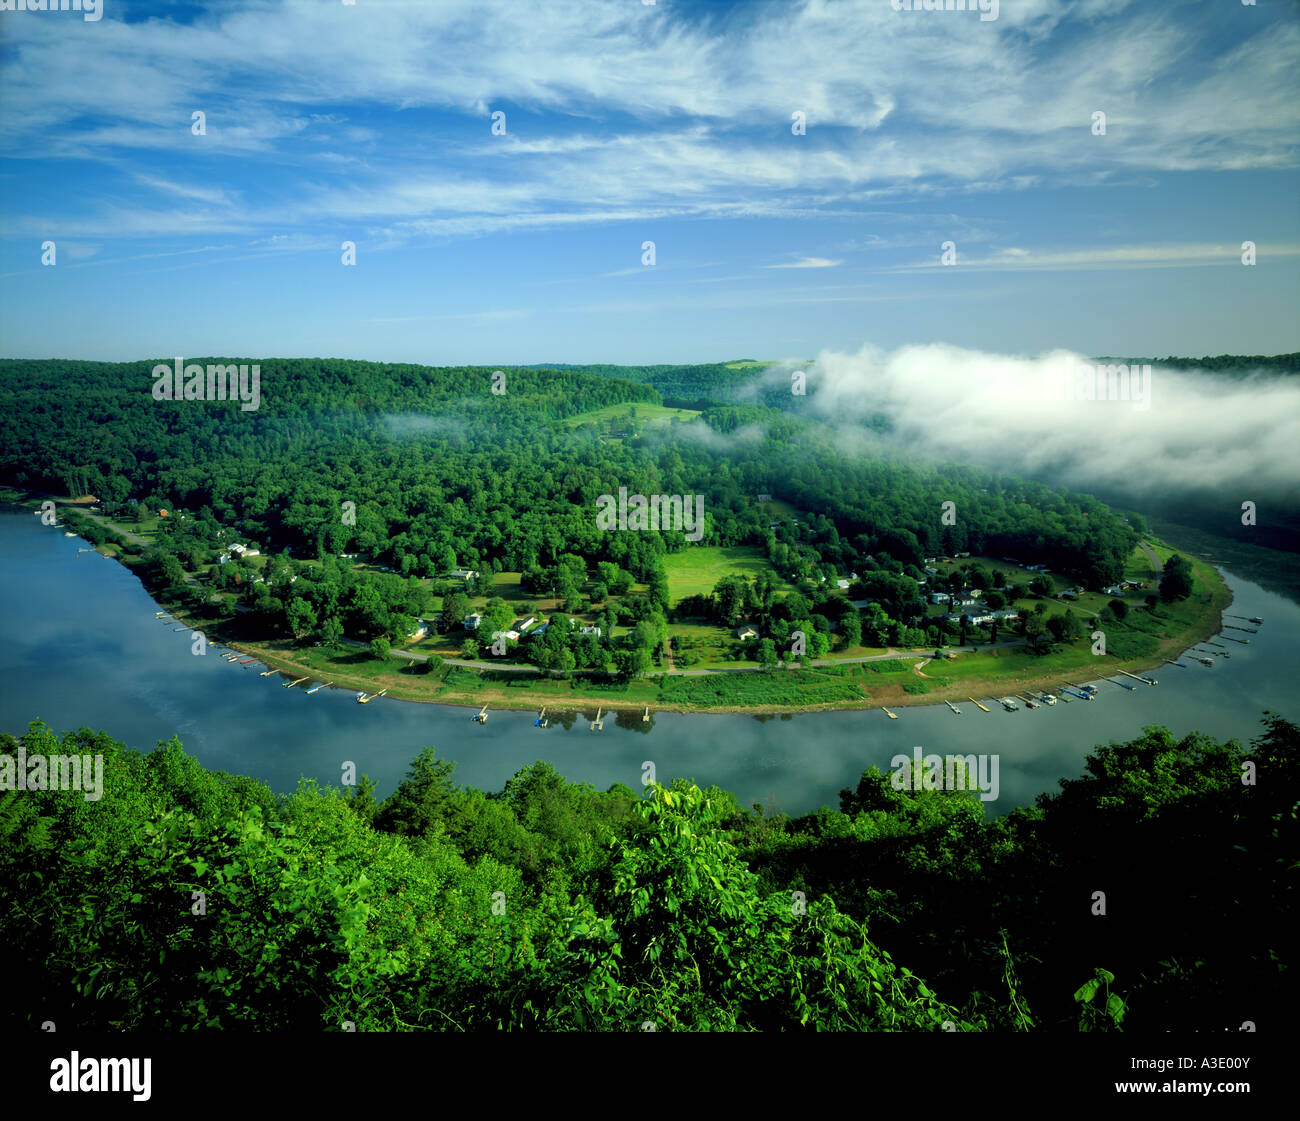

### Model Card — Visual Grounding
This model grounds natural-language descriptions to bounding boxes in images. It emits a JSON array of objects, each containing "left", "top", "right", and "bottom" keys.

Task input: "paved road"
[
  {"left": 1139, "top": 540, "right": 1164, "bottom": 575},
  {"left": 339, "top": 635, "right": 1026, "bottom": 676}
]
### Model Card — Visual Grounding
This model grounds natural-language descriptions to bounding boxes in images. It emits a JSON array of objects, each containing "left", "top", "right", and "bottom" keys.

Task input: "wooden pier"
[
  {"left": 357, "top": 689, "right": 387, "bottom": 704},
  {"left": 946, "top": 700, "right": 961, "bottom": 714},
  {"left": 642, "top": 706, "right": 651, "bottom": 723},
  {"left": 1116, "top": 669, "right": 1157, "bottom": 685},
  {"left": 881, "top": 707, "right": 897, "bottom": 719},
  {"left": 305, "top": 681, "right": 333, "bottom": 695},
  {"left": 475, "top": 705, "right": 488, "bottom": 723},
  {"left": 535, "top": 707, "right": 549, "bottom": 727},
  {"left": 260, "top": 668, "right": 278, "bottom": 676},
  {"left": 283, "top": 677, "right": 310, "bottom": 689},
  {"left": 968, "top": 697, "right": 990, "bottom": 712},
  {"left": 590, "top": 707, "right": 604, "bottom": 731}
]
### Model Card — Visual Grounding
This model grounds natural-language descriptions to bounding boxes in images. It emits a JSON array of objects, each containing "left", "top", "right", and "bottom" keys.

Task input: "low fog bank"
[{"left": 771, "top": 344, "right": 1300, "bottom": 512}]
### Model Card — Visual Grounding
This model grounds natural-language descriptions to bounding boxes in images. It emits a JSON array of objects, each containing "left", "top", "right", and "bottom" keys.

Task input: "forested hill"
[
  {"left": 0, "top": 357, "right": 1135, "bottom": 589},
  {"left": 1094, "top": 353, "right": 1300, "bottom": 375}
]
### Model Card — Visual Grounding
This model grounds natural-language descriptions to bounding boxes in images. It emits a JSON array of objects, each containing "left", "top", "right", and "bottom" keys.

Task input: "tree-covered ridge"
[
  {"left": 1096, "top": 353, "right": 1300, "bottom": 375},
  {"left": 0, "top": 359, "right": 1135, "bottom": 603},
  {"left": 2, "top": 714, "right": 1291, "bottom": 1031}
]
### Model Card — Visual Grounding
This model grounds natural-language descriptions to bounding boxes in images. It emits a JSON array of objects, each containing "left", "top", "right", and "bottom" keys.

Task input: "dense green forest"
[
  {"left": 2, "top": 713, "right": 1291, "bottom": 1031},
  {"left": 0, "top": 358, "right": 1138, "bottom": 656}
]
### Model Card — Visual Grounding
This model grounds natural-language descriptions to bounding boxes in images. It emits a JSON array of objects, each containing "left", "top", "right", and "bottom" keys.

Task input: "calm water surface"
[{"left": 2, "top": 507, "right": 1295, "bottom": 816}]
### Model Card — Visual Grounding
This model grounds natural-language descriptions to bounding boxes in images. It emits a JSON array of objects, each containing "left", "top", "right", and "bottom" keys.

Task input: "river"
[{"left": 1, "top": 506, "right": 1295, "bottom": 816}]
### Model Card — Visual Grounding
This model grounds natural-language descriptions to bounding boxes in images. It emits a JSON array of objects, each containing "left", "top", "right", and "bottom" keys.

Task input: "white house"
[
  {"left": 736, "top": 625, "right": 758, "bottom": 640},
  {"left": 1102, "top": 585, "right": 1125, "bottom": 596},
  {"left": 464, "top": 613, "right": 484, "bottom": 630},
  {"left": 930, "top": 593, "right": 951, "bottom": 605},
  {"left": 517, "top": 616, "right": 537, "bottom": 632},
  {"left": 579, "top": 625, "right": 602, "bottom": 637},
  {"left": 450, "top": 568, "right": 479, "bottom": 581}
]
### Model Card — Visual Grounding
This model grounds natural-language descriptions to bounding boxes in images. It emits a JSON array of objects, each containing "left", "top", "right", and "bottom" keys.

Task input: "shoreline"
[{"left": 8, "top": 491, "right": 1234, "bottom": 720}]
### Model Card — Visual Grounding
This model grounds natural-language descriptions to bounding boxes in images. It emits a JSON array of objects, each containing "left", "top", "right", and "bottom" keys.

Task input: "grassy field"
[
  {"left": 664, "top": 545, "right": 795, "bottom": 603},
  {"left": 562, "top": 401, "right": 701, "bottom": 428}
]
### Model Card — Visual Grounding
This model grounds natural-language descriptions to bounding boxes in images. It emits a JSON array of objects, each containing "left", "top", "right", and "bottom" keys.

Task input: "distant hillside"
[{"left": 1095, "top": 353, "right": 1300, "bottom": 375}]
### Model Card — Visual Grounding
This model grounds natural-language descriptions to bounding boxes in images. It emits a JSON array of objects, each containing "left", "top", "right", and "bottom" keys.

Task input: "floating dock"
[
  {"left": 1017, "top": 693, "right": 1039, "bottom": 708},
  {"left": 642, "top": 706, "right": 651, "bottom": 723},
  {"left": 1066, "top": 681, "right": 1098, "bottom": 695},
  {"left": 260, "top": 668, "right": 278, "bottom": 677},
  {"left": 474, "top": 705, "right": 488, "bottom": 724},
  {"left": 1107, "top": 676, "right": 1136, "bottom": 690},
  {"left": 999, "top": 698, "right": 1019, "bottom": 711},
  {"left": 946, "top": 700, "right": 961, "bottom": 714},
  {"left": 357, "top": 689, "right": 387, "bottom": 704},
  {"left": 1036, "top": 692, "right": 1058, "bottom": 705},
  {"left": 590, "top": 707, "right": 604, "bottom": 731},
  {"left": 1164, "top": 660, "right": 1187, "bottom": 668},
  {"left": 1193, "top": 657, "right": 1213, "bottom": 667},
  {"left": 1224, "top": 614, "right": 1263, "bottom": 624},
  {"left": 1221, "top": 636, "right": 1250, "bottom": 645},
  {"left": 305, "top": 681, "right": 333, "bottom": 695},
  {"left": 238, "top": 657, "right": 257, "bottom": 665},
  {"left": 535, "top": 707, "right": 548, "bottom": 728},
  {"left": 1223, "top": 624, "right": 1257, "bottom": 634},
  {"left": 1116, "top": 669, "right": 1157, "bottom": 685},
  {"left": 1060, "top": 686, "right": 1091, "bottom": 700},
  {"left": 968, "top": 697, "right": 990, "bottom": 712},
  {"left": 283, "top": 677, "right": 310, "bottom": 689}
]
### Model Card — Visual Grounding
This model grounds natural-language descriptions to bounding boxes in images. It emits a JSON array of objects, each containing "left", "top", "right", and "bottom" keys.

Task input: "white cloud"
[{"left": 765, "top": 257, "right": 843, "bottom": 269}]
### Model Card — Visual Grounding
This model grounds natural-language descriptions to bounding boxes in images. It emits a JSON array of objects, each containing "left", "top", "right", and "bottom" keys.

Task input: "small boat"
[
  {"left": 1017, "top": 693, "right": 1038, "bottom": 709},
  {"left": 1000, "top": 698, "right": 1019, "bottom": 711},
  {"left": 261, "top": 669, "right": 278, "bottom": 677},
  {"left": 534, "top": 707, "right": 549, "bottom": 728},
  {"left": 63, "top": 531, "right": 76, "bottom": 537},
  {"left": 1038, "top": 692, "right": 1057, "bottom": 706},
  {"left": 238, "top": 657, "right": 256, "bottom": 665},
  {"left": 357, "top": 689, "right": 388, "bottom": 704},
  {"left": 946, "top": 700, "right": 961, "bottom": 714}
]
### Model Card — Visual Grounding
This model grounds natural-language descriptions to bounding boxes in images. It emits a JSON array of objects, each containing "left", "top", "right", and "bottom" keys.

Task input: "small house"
[
  {"left": 736, "top": 625, "right": 758, "bottom": 641},
  {"left": 463, "top": 613, "right": 484, "bottom": 631}
]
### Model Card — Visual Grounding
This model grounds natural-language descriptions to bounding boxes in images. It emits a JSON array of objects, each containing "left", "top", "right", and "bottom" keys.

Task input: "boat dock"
[
  {"left": 590, "top": 707, "right": 604, "bottom": 731},
  {"left": 1107, "top": 676, "right": 1136, "bottom": 690},
  {"left": 238, "top": 657, "right": 257, "bottom": 665},
  {"left": 474, "top": 705, "right": 488, "bottom": 724},
  {"left": 1017, "top": 693, "right": 1039, "bottom": 708},
  {"left": 357, "top": 689, "right": 387, "bottom": 704},
  {"left": 260, "top": 668, "right": 278, "bottom": 677},
  {"left": 999, "top": 697, "right": 1019, "bottom": 711},
  {"left": 1066, "top": 681, "right": 1098, "bottom": 695},
  {"left": 642, "top": 706, "right": 651, "bottom": 723},
  {"left": 1060, "top": 686, "right": 1091, "bottom": 700},
  {"left": 535, "top": 707, "right": 548, "bottom": 727},
  {"left": 946, "top": 700, "right": 961, "bottom": 714},
  {"left": 1225, "top": 614, "right": 1263, "bottom": 625},
  {"left": 1164, "top": 659, "right": 1186, "bottom": 668},
  {"left": 968, "top": 697, "right": 990, "bottom": 712},
  {"left": 1036, "top": 691, "right": 1058, "bottom": 705},
  {"left": 305, "top": 681, "right": 333, "bottom": 695},
  {"left": 283, "top": 677, "right": 310, "bottom": 689},
  {"left": 1221, "top": 635, "right": 1250, "bottom": 645},
  {"left": 1116, "top": 669, "right": 1157, "bottom": 685},
  {"left": 1223, "top": 624, "right": 1257, "bottom": 634}
]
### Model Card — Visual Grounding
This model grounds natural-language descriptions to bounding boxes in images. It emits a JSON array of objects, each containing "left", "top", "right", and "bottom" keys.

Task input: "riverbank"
[{"left": 6, "top": 488, "right": 1233, "bottom": 718}]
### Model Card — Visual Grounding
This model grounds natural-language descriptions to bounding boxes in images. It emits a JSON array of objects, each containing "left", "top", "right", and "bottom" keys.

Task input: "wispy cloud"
[{"left": 765, "top": 257, "right": 843, "bottom": 270}]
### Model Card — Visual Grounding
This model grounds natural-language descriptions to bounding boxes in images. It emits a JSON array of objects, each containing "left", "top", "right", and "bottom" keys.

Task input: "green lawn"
[
  {"left": 664, "top": 545, "right": 795, "bottom": 603},
  {"left": 562, "top": 402, "right": 701, "bottom": 428}
]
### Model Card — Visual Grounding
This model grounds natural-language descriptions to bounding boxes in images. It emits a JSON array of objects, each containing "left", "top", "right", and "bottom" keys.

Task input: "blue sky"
[{"left": 1, "top": 0, "right": 1297, "bottom": 364}]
